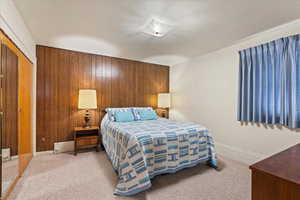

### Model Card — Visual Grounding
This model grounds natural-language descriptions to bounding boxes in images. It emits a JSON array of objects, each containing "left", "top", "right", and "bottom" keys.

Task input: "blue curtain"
[{"left": 238, "top": 34, "right": 300, "bottom": 128}]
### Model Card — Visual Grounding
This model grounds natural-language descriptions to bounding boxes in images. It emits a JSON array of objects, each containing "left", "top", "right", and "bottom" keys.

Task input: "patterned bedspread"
[{"left": 101, "top": 115, "right": 218, "bottom": 196}]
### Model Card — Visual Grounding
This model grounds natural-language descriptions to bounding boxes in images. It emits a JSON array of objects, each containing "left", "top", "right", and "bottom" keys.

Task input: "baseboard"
[
  {"left": 34, "top": 141, "right": 74, "bottom": 156},
  {"left": 34, "top": 150, "right": 54, "bottom": 156},
  {"left": 215, "top": 142, "right": 267, "bottom": 165}
]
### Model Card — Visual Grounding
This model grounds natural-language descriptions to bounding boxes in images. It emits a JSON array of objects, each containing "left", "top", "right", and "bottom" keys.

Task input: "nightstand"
[{"left": 74, "top": 126, "right": 100, "bottom": 155}]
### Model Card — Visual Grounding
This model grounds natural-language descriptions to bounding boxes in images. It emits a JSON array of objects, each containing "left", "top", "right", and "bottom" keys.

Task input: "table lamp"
[
  {"left": 78, "top": 89, "right": 97, "bottom": 128},
  {"left": 158, "top": 93, "right": 170, "bottom": 118}
]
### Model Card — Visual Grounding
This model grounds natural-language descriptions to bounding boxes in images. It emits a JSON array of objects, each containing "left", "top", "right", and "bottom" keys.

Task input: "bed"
[{"left": 101, "top": 108, "right": 218, "bottom": 196}]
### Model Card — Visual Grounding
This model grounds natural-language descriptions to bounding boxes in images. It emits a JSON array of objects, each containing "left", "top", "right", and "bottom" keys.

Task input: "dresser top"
[{"left": 250, "top": 143, "right": 300, "bottom": 185}]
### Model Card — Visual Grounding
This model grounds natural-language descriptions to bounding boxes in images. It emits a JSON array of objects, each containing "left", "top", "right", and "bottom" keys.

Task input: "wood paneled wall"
[{"left": 36, "top": 45, "right": 169, "bottom": 152}]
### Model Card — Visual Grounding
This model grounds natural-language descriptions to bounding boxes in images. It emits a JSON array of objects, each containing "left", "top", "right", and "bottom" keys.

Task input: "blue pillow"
[
  {"left": 139, "top": 110, "right": 158, "bottom": 121},
  {"left": 114, "top": 111, "right": 134, "bottom": 122},
  {"left": 132, "top": 107, "right": 154, "bottom": 120},
  {"left": 105, "top": 107, "right": 132, "bottom": 121}
]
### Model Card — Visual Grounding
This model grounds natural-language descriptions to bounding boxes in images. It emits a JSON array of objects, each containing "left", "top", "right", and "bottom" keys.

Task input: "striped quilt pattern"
[{"left": 101, "top": 116, "right": 218, "bottom": 196}]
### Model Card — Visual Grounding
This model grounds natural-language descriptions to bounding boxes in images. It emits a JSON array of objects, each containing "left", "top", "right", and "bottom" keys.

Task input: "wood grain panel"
[
  {"left": 36, "top": 45, "right": 169, "bottom": 152},
  {"left": 18, "top": 50, "right": 33, "bottom": 174},
  {"left": 251, "top": 169, "right": 300, "bottom": 200},
  {"left": 1, "top": 44, "right": 18, "bottom": 156},
  {"left": 250, "top": 144, "right": 300, "bottom": 200}
]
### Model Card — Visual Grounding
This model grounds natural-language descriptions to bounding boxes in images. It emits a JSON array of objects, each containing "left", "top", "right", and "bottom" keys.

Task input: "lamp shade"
[
  {"left": 158, "top": 93, "right": 170, "bottom": 108},
  {"left": 78, "top": 89, "right": 97, "bottom": 109}
]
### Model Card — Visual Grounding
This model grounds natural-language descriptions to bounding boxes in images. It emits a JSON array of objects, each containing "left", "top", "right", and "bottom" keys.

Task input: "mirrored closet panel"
[{"left": 0, "top": 43, "right": 19, "bottom": 198}]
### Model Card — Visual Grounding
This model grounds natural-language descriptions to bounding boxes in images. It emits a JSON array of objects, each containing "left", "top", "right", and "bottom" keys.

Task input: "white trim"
[
  {"left": 34, "top": 151, "right": 54, "bottom": 156},
  {"left": 215, "top": 142, "right": 267, "bottom": 165},
  {"left": 11, "top": 155, "right": 19, "bottom": 160}
]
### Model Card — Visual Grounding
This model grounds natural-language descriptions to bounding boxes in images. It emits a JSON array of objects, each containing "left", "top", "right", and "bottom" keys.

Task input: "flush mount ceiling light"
[{"left": 142, "top": 18, "right": 172, "bottom": 37}]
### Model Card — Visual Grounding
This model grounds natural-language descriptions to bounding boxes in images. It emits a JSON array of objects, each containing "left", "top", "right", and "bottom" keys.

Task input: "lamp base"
[
  {"left": 156, "top": 108, "right": 169, "bottom": 118},
  {"left": 83, "top": 110, "right": 91, "bottom": 128}
]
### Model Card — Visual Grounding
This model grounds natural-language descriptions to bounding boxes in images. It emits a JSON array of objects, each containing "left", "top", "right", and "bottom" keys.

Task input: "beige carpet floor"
[
  {"left": 8, "top": 151, "right": 251, "bottom": 200},
  {"left": 2, "top": 158, "right": 18, "bottom": 195}
]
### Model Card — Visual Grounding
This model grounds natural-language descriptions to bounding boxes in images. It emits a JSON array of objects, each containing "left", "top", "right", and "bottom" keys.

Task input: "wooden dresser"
[{"left": 250, "top": 143, "right": 300, "bottom": 200}]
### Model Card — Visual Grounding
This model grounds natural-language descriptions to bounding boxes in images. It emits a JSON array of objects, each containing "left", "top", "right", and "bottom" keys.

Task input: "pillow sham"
[
  {"left": 105, "top": 107, "right": 133, "bottom": 121},
  {"left": 114, "top": 111, "right": 135, "bottom": 122},
  {"left": 132, "top": 107, "right": 156, "bottom": 120},
  {"left": 139, "top": 109, "right": 158, "bottom": 120}
]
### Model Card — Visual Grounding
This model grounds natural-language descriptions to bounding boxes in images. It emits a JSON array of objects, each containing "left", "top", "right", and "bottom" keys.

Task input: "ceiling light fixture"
[{"left": 142, "top": 18, "right": 172, "bottom": 38}]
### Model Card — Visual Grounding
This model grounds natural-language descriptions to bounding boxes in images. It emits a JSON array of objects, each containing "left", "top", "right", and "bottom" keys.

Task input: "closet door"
[
  {"left": 0, "top": 43, "right": 19, "bottom": 198},
  {"left": 18, "top": 49, "right": 33, "bottom": 174}
]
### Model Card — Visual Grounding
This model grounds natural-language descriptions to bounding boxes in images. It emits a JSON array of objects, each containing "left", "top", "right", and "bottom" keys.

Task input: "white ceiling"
[{"left": 14, "top": 0, "right": 300, "bottom": 66}]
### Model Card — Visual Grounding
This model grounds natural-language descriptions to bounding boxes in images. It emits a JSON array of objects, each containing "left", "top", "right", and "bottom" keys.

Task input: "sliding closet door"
[
  {"left": 18, "top": 53, "right": 33, "bottom": 174},
  {"left": 0, "top": 29, "right": 33, "bottom": 200},
  {"left": 0, "top": 43, "right": 19, "bottom": 198}
]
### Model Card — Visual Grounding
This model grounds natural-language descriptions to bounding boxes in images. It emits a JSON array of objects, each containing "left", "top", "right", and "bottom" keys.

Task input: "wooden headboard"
[{"left": 36, "top": 45, "right": 169, "bottom": 152}]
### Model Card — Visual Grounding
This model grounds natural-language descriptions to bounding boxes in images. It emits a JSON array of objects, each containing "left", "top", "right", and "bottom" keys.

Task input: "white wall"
[
  {"left": 170, "top": 19, "right": 300, "bottom": 165},
  {"left": 0, "top": 0, "right": 37, "bottom": 154}
]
